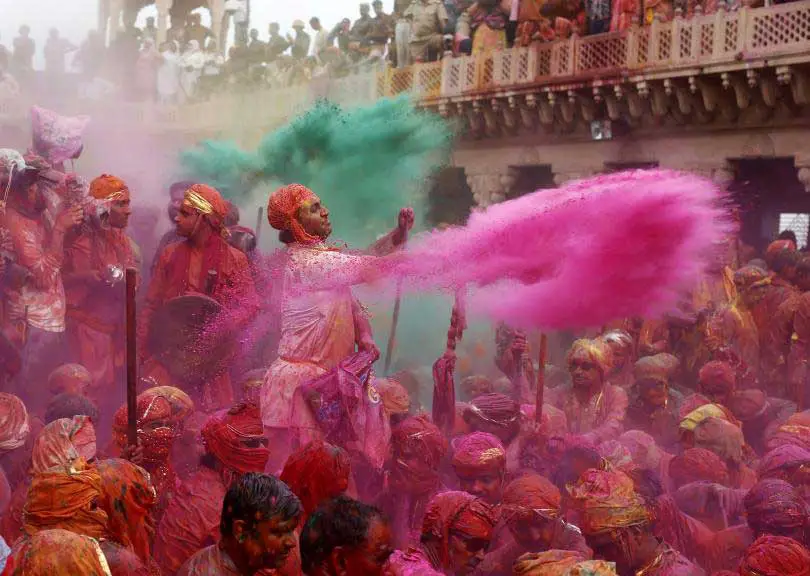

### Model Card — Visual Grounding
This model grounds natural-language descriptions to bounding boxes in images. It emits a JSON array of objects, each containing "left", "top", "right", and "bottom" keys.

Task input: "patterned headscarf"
[
  {"left": 569, "top": 468, "right": 650, "bottom": 535},
  {"left": 201, "top": 403, "right": 269, "bottom": 482},
  {"left": 679, "top": 402, "right": 737, "bottom": 432},
  {"left": 734, "top": 265, "right": 771, "bottom": 302},
  {"left": 451, "top": 432, "right": 506, "bottom": 476},
  {"left": 420, "top": 491, "right": 496, "bottom": 571},
  {"left": 31, "top": 416, "right": 96, "bottom": 474},
  {"left": 668, "top": 447, "right": 729, "bottom": 488},
  {"left": 280, "top": 440, "right": 351, "bottom": 519},
  {"left": 266, "top": 183, "right": 321, "bottom": 244},
  {"left": 566, "top": 339, "right": 612, "bottom": 375},
  {"left": 739, "top": 534, "right": 810, "bottom": 576},
  {"left": 0, "top": 393, "right": 29, "bottom": 453},
  {"left": 744, "top": 478, "right": 809, "bottom": 535},
  {"left": 4, "top": 528, "right": 111, "bottom": 575},
  {"left": 96, "top": 459, "right": 157, "bottom": 564}
]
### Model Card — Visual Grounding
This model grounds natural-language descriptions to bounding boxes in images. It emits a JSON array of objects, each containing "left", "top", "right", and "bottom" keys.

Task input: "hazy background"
[{"left": 1, "top": 0, "right": 385, "bottom": 69}]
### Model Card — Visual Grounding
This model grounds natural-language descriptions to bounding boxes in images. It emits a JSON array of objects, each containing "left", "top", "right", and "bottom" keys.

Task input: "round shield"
[{"left": 146, "top": 294, "right": 232, "bottom": 386}]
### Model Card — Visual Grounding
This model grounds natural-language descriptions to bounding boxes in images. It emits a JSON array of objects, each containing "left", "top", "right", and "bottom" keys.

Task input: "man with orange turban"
[
  {"left": 154, "top": 402, "right": 269, "bottom": 575},
  {"left": 550, "top": 339, "right": 628, "bottom": 445},
  {"left": 63, "top": 174, "right": 138, "bottom": 405},
  {"left": 451, "top": 431, "right": 507, "bottom": 506},
  {"left": 570, "top": 468, "right": 704, "bottom": 575},
  {"left": 261, "top": 183, "right": 413, "bottom": 472},
  {"left": 138, "top": 183, "right": 256, "bottom": 411}
]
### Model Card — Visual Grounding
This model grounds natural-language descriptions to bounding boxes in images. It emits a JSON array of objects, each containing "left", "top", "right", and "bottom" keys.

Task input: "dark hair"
[
  {"left": 551, "top": 444, "right": 602, "bottom": 493},
  {"left": 778, "top": 229, "right": 798, "bottom": 245},
  {"left": 220, "top": 473, "right": 301, "bottom": 538},
  {"left": 279, "top": 229, "right": 295, "bottom": 244},
  {"left": 45, "top": 393, "right": 99, "bottom": 424},
  {"left": 299, "top": 496, "right": 386, "bottom": 574}
]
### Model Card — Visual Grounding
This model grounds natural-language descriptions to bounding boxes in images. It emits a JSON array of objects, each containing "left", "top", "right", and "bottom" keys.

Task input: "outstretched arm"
[{"left": 367, "top": 207, "right": 414, "bottom": 256}]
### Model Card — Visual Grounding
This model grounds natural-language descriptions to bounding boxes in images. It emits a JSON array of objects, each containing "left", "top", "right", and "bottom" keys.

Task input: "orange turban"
[
  {"left": 451, "top": 432, "right": 506, "bottom": 476},
  {"left": 89, "top": 174, "right": 129, "bottom": 201},
  {"left": 266, "top": 183, "right": 321, "bottom": 244},
  {"left": 181, "top": 183, "right": 228, "bottom": 225},
  {"left": 569, "top": 468, "right": 650, "bottom": 535},
  {"left": 502, "top": 473, "right": 561, "bottom": 518},
  {"left": 766, "top": 239, "right": 797, "bottom": 257},
  {"left": 32, "top": 416, "right": 96, "bottom": 474},
  {"left": 0, "top": 393, "right": 29, "bottom": 453}
]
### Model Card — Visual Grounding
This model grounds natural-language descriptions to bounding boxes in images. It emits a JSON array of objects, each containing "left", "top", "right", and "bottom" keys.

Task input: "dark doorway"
[
  {"left": 603, "top": 161, "right": 660, "bottom": 173},
  {"left": 508, "top": 165, "right": 555, "bottom": 199},
  {"left": 426, "top": 167, "right": 475, "bottom": 227},
  {"left": 728, "top": 157, "right": 810, "bottom": 252}
]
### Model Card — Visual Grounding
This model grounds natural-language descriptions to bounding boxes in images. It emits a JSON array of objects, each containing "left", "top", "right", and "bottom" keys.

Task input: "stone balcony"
[{"left": 3, "top": 1, "right": 810, "bottom": 140}]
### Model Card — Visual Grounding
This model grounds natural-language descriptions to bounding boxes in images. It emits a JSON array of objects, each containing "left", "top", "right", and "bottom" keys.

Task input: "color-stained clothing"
[
  {"left": 624, "top": 389, "right": 683, "bottom": 452},
  {"left": 550, "top": 383, "right": 628, "bottom": 444},
  {"left": 637, "top": 544, "right": 705, "bottom": 576},
  {"left": 2, "top": 529, "right": 112, "bottom": 576},
  {"left": 64, "top": 227, "right": 139, "bottom": 394},
  {"left": 177, "top": 544, "right": 240, "bottom": 576}
]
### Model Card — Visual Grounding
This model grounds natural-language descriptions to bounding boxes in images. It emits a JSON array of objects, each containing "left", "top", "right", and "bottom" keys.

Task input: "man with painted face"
[
  {"left": 63, "top": 174, "right": 139, "bottom": 405},
  {"left": 624, "top": 354, "right": 683, "bottom": 452},
  {"left": 451, "top": 431, "right": 506, "bottom": 506},
  {"left": 261, "top": 183, "right": 413, "bottom": 472},
  {"left": 139, "top": 183, "right": 256, "bottom": 410},
  {"left": 178, "top": 473, "right": 302, "bottom": 576}
]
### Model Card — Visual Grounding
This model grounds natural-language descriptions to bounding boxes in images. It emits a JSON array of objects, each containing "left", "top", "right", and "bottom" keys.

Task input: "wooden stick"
[
  {"left": 384, "top": 279, "right": 403, "bottom": 375},
  {"left": 535, "top": 334, "right": 548, "bottom": 425},
  {"left": 255, "top": 206, "right": 264, "bottom": 244},
  {"left": 125, "top": 267, "right": 138, "bottom": 447}
]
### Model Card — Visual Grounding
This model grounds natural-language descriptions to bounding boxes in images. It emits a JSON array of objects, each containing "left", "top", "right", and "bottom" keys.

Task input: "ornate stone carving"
[{"left": 466, "top": 169, "right": 516, "bottom": 207}]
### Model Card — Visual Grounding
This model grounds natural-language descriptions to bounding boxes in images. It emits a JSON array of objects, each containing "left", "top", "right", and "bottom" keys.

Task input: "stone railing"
[{"left": 2, "top": 0, "right": 810, "bottom": 134}]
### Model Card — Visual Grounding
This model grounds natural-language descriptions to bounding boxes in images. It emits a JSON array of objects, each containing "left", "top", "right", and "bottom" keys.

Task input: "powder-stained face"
[
  {"left": 568, "top": 349, "right": 602, "bottom": 391},
  {"left": 108, "top": 197, "right": 131, "bottom": 229},
  {"left": 241, "top": 516, "right": 299, "bottom": 570},
  {"left": 174, "top": 202, "right": 202, "bottom": 238},
  {"left": 456, "top": 470, "right": 504, "bottom": 505},
  {"left": 296, "top": 198, "right": 331, "bottom": 240},
  {"left": 337, "top": 517, "right": 394, "bottom": 576},
  {"left": 447, "top": 513, "right": 492, "bottom": 576}
]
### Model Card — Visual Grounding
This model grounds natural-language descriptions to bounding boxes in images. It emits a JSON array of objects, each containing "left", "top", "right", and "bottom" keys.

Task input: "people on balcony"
[
  {"left": 288, "top": 21, "right": 312, "bottom": 61},
  {"left": 406, "top": 0, "right": 450, "bottom": 63},
  {"left": 456, "top": 0, "right": 511, "bottom": 55}
]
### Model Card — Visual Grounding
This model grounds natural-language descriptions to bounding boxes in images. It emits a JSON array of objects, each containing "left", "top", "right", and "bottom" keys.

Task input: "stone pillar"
[
  {"left": 209, "top": 0, "right": 225, "bottom": 51},
  {"left": 465, "top": 168, "right": 516, "bottom": 208},
  {"left": 107, "top": 0, "right": 124, "bottom": 43},
  {"left": 156, "top": 0, "right": 171, "bottom": 45}
]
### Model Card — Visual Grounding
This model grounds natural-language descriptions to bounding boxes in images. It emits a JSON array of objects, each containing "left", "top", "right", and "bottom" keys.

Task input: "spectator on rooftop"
[
  {"left": 328, "top": 18, "right": 353, "bottom": 52},
  {"left": 186, "top": 13, "right": 214, "bottom": 49},
  {"left": 288, "top": 21, "right": 311, "bottom": 61},
  {"left": 44, "top": 28, "right": 77, "bottom": 75},
  {"left": 309, "top": 18, "right": 330, "bottom": 61},
  {"left": 405, "top": 0, "right": 449, "bottom": 63},
  {"left": 12, "top": 26, "right": 35, "bottom": 76},
  {"left": 368, "top": 0, "right": 395, "bottom": 59},
  {"left": 267, "top": 23, "right": 291, "bottom": 62},
  {"left": 143, "top": 17, "right": 159, "bottom": 43},
  {"left": 246, "top": 28, "right": 267, "bottom": 65}
]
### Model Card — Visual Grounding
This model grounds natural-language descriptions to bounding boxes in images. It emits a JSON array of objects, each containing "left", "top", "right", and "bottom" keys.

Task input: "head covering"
[
  {"left": 47, "top": 364, "right": 92, "bottom": 396},
  {"left": 0, "top": 149, "right": 26, "bottom": 212},
  {"left": 597, "top": 440, "right": 635, "bottom": 472},
  {"left": 280, "top": 440, "right": 351, "bottom": 517},
  {"left": 23, "top": 459, "right": 109, "bottom": 539},
  {"left": 31, "top": 416, "right": 96, "bottom": 474},
  {"left": 292, "top": 19, "right": 305, "bottom": 28},
  {"left": 694, "top": 416, "right": 745, "bottom": 463},
  {"left": 563, "top": 561, "right": 617, "bottom": 575},
  {"left": 96, "top": 459, "right": 156, "bottom": 563},
  {"left": 89, "top": 174, "right": 129, "bottom": 201},
  {"left": 31, "top": 106, "right": 89, "bottom": 165},
  {"left": 766, "top": 239, "right": 797, "bottom": 258},
  {"left": 729, "top": 389, "right": 769, "bottom": 422},
  {"left": 465, "top": 393, "right": 520, "bottom": 431},
  {"left": 181, "top": 183, "right": 228, "bottom": 227},
  {"left": 502, "top": 473, "right": 561, "bottom": 519},
  {"left": 668, "top": 447, "right": 729, "bottom": 487},
  {"left": 384, "top": 549, "right": 443, "bottom": 576},
  {"left": 0, "top": 393, "right": 29, "bottom": 453},
  {"left": 632, "top": 355, "right": 671, "bottom": 384},
  {"left": 267, "top": 183, "right": 321, "bottom": 244},
  {"left": 679, "top": 402, "right": 738, "bottom": 432},
  {"left": 6, "top": 529, "right": 112, "bottom": 575},
  {"left": 600, "top": 330, "right": 633, "bottom": 353},
  {"left": 201, "top": 403, "right": 269, "bottom": 480},
  {"left": 420, "top": 491, "right": 496, "bottom": 570},
  {"left": 569, "top": 468, "right": 650, "bottom": 535},
  {"left": 451, "top": 432, "right": 506, "bottom": 476},
  {"left": 618, "top": 430, "right": 664, "bottom": 472},
  {"left": 566, "top": 339, "right": 612, "bottom": 375},
  {"left": 512, "top": 550, "right": 587, "bottom": 576},
  {"left": 390, "top": 416, "right": 447, "bottom": 493},
  {"left": 766, "top": 423, "right": 810, "bottom": 452},
  {"left": 758, "top": 445, "right": 810, "bottom": 480},
  {"left": 734, "top": 265, "right": 771, "bottom": 298},
  {"left": 375, "top": 378, "right": 410, "bottom": 415},
  {"left": 698, "top": 360, "right": 736, "bottom": 396},
  {"left": 739, "top": 534, "right": 810, "bottom": 576},
  {"left": 744, "top": 478, "right": 809, "bottom": 535}
]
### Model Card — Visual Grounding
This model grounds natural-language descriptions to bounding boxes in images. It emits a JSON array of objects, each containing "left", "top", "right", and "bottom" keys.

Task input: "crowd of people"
[
  {"left": 1, "top": 0, "right": 776, "bottom": 104},
  {"left": 2, "top": 103, "right": 810, "bottom": 576}
]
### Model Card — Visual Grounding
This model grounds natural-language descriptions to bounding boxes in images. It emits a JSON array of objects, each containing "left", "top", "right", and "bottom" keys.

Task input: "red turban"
[
  {"left": 181, "top": 183, "right": 228, "bottom": 226},
  {"left": 391, "top": 415, "right": 447, "bottom": 469},
  {"left": 758, "top": 445, "right": 810, "bottom": 481},
  {"left": 739, "top": 535, "right": 810, "bottom": 576},
  {"left": 47, "top": 364, "right": 92, "bottom": 396},
  {"left": 421, "top": 491, "right": 496, "bottom": 570},
  {"left": 465, "top": 393, "right": 520, "bottom": 432},
  {"left": 766, "top": 422, "right": 810, "bottom": 452},
  {"left": 451, "top": 432, "right": 506, "bottom": 476},
  {"left": 744, "top": 479, "right": 809, "bottom": 535},
  {"left": 502, "top": 473, "right": 561, "bottom": 517},
  {"left": 201, "top": 403, "right": 269, "bottom": 479},
  {"left": 766, "top": 239, "right": 797, "bottom": 257},
  {"left": 266, "top": 183, "right": 321, "bottom": 244},
  {"left": 698, "top": 361, "right": 736, "bottom": 396},
  {"left": 0, "top": 393, "right": 29, "bottom": 453},
  {"left": 569, "top": 468, "right": 650, "bottom": 535},
  {"left": 668, "top": 447, "right": 729, "bottom": 488},
  {"left": 89, "top": 173, "right": 129, "bottom": 201},
  {"left": 280, "top": 440, "right": 350, "bottom": 518}
]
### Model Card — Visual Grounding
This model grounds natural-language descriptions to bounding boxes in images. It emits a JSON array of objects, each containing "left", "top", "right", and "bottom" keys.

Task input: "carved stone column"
[
  {"left": 795, "top": 156, "right": 810, "bottom": 193},
  {"left": 466, "top": 168, "right": 516, "bottom": 208},
  {"left": 156, "top": 0, "right": 171, "bottom": 45},
  {"left": 107, "top": 0, "right": 124, "bottom": 42},
  {"left": 208, "top": 0, "right": 225, "bottom": 50}
]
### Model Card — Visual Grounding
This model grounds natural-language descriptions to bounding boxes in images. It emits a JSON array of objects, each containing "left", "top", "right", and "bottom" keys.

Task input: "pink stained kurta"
[{"left": 261, "top": 244, "right": 370, "bottom": 445}]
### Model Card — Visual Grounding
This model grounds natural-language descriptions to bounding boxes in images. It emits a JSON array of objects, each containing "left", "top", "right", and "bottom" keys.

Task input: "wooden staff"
[
  {"left": 384, "top": 229, "right": 409, "bottom": 375},
  {"left": 255, "top": 206, "right": 264, "bottom": 244},
  {"left": 535, "top": 334, "right": 548, "bottom": 425},
  {"left": 125, "top": 267, "right": 138, "bottom": 447}
]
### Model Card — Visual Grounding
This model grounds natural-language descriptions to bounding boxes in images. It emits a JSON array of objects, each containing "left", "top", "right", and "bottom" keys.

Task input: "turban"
[
  {"left": 766, "top": 239, "right": 797, "bottom": 257},
  {"left": 566, "top": 339, "right": 612, "bottom": 375},
  {"left": 47, "top": 364, "right": 92, "bottom": 396},
  {"left": 569, "top": 468, "right": 650, "bottom": 535},
  {"left": 281, "top": 440, "right": 351, "bottom": 518},
  {"left": 375, "top": 378, "right": 410, "bottom": 415},
  {"left": 729, "top": 389, "right": 768, "bottom": 422},
  {"left": 632, "top": 355, "right": 671, "bottom": 384},
  {"left": 391, "top": 415, "right": 447, "bottom": 469},
  {"left": 513, "top": 550, "right": 587, "bottom": 576},
  {"left": 597, "top": 441, "right": 635, "bottom": 472},
  {"left": 744, "top": 478, "right": 809, "bottom": 535},
  {"left": 679, "top": 402, "right": 738, "bottom": 432},
  {"left": 698, "top": 361, "right": 736, "bottom": 396},
  {"left": 562, "top": 561, "right": 617, "bottom": 575},
  {"left": 739, "top": 534, "right": 810, "bottom": 576},
  {"left": 465, "top": 393, "right": 520, "bottom": 431},
  {"left": 6, "top": 529, "right": 112, "bottom": 576},
  {"left": 420, "top": 491, "right": 496, "bottom": 570},
  {"left": 181, "top": 183, "right": 228, "bottom": 226},
  {"left": 599, "top": 330, "right": 633, "bottom": 353},
  {"left": 734, "top": 265, "right": 771, "bottom": 294},
  {"left": 618, "top": 430, "right": 664, "bottom": 472},
  {"left": 383, "top": 549, "right": 443, "bottom": 576},
  {"left": 113, "top": 386, "right": 194, "bottom": 440},
  {"left": 788, "top": 411, "right": 810, "bottom": 427},
  {"left": 758, "top": 445, "right": 810, "bottom": 480},
  {"left": 693, "top": 416, "right": 744, "bottom": 463},
  {"left": 89, "top": 174, "right": 129, "bottom": 201},
  {"left": 201, "top": 403, "right": 269, "bottom": 478},
  {"left": 24, "top": 460, "right": 109, "bottom": 539},
  {"left": 668, "top": 447, "right": 729, "bottom": 488},
  {"left": 0, "top": 393, "right": 29, "bottom": 453},
  {"left": 96, "top": 459, "right": 156, "bottom": 564},
  {"left": 502, "top": 473, "right": 561, "bottom": 519},
  {"left": 32, "top": 416, "right": 96, "bottom": 474},
  {"left": 766, "top": 423, "right": 810, "bottom": 452},
  {"left": 451, "top": 432, "right": 506, "bottom": 476},
  {"left": 266, "top": 183, "right": 321, "bottom": 244}
]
